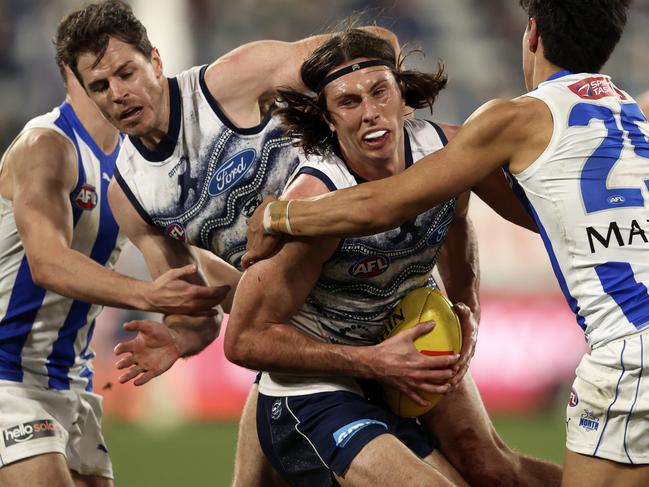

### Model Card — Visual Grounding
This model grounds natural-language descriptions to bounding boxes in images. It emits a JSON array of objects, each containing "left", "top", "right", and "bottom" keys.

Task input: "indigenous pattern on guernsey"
[
  {"left": 515, "top": 71, "right": 649, "bottom": 349},
  {"left": 289, "top": 119, "right": 455, "bottom": 346},
  {"left": 114, "top": 65, "right": 301, "bottom": 268},
  {"left": 0, "top": 102, "right": 125, "bottom": 391}
]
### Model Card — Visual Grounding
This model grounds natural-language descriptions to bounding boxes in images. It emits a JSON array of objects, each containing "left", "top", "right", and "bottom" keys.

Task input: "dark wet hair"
[
  {"left": 55, "top": 0, "right": 153, "bottom": 84},
  {"left": 520, "top": 0, "right": 631, "bottom": 73},
  {"left": 276, "top": 28, "right": 447, "bottom": 157}
]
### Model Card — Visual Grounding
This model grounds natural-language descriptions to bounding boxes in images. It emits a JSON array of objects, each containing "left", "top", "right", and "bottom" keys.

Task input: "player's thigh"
[
  {"left": 567, "top": 332, "right": 649, "bottom": 464},
  {"left": 71, "top": 471, "right": 113, "bottom": 487},
  {"left": 232, "top": 383, "right": 288, "bottom": 487},
  {"left": 66, "top": 392, "right": 113, "bottom": 481},
  {"left": 334, "top": 434, "right": 457, "bottom": 487},
  {"left": 562, "top": 449, "right": 649, "bottom": 487},
  {"left": 0, "top": 452, "right": 74, "bottom": 487}
]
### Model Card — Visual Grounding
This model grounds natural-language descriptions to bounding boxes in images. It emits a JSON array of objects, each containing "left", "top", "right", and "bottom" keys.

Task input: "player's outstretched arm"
[
  {"left": 245, "top": 99, "right": 525, "bottom": 248},
  {"left": 10, "top": 129, "right": 225, "bottom": 315},
  {"left": 203, "top": 27, "right": 398, "bottom": 128},
  {"left": 108, "top": 180, "right": 237, "bottom": 384}
]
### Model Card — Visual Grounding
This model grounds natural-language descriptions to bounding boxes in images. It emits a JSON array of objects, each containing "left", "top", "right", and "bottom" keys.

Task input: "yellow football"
[{"left": 381, "top": 287, "right": 462, "bottom": 418}]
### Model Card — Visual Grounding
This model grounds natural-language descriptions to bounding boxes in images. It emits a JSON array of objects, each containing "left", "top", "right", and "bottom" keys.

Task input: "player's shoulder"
[
  {"left": 11, "top": 127, "right": 75, "bottom": 164},
  {"left": 464, "top": 97, "right": 549, "bottom": 143}
]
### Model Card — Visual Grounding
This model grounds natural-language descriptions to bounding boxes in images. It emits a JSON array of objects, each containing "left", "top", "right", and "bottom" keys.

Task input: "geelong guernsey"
[
  {"left": 261, "top": 119, "right": 456, "bottom": 396},
  {"left": 0, "top": 102, "right": 125, "bottom": 391},
  {"left": 515, "top": 71, "right": 649, "bottom": 348},
  {"left": 115, "top": 65, "right": 302, "bottom": 268}
]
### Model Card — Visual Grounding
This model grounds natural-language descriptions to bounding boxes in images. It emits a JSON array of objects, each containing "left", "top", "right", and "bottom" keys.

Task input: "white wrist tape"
[
  {"left": 284, "top": 200, "right": 294, "bottom": 235},
  {"left": 262, "top": 203, "right": 277, "bottom": 234}
]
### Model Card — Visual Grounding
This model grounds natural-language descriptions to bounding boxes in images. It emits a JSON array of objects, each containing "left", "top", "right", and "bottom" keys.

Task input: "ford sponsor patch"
[{"left": 208, "top": 149, "right": 256, "bottom": 196}]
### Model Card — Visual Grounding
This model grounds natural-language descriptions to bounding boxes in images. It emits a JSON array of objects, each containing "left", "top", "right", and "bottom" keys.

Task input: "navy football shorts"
[{"left": 257, "top": 388, "right": 437, "bottom": 487}]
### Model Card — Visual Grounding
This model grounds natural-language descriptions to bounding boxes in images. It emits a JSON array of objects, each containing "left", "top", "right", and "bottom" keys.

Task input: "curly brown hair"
[
  {"left": 55, "top": 0, "right": 153, "bottom": 84},
  {"left": 276, "top": 28, "right": 447, "bottom": 157}
]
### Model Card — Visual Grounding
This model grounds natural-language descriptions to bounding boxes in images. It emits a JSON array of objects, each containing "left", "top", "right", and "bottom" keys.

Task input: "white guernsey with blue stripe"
[
  {"left": 514, "top": 71, "right": 649, "bottom": 350},
  {"left": 0, "top": 102, "right": 125, "bottom": 392}
]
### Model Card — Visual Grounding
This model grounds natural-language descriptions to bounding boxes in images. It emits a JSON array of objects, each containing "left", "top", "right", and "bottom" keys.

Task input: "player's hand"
[
  {"left": 146, "top": 264, "right": 230, "bottom": 315},
  {"left": 369, "top": 321, "right": 460, "bottom": 408},
  {"left": 114, "top": 320, "right": 181, "bottom": 386},
  {"left": 241, "top": 195, "right": 283, "bottom": 268},
  {"left": 448, "top": 302, "right": 478, "bottom": 388}
]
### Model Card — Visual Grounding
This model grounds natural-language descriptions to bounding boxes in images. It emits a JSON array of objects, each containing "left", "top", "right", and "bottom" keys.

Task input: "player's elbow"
[
  {"left": 223, "top": 329, "right": 256, "bottom": 369},
  {"left": 27, "top": 255, "right": 57, "bottom": 289}
]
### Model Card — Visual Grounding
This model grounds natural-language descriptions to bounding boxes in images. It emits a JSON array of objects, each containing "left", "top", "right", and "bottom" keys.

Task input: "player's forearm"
[
  {"left": 224, "top": 323, "right": 375, "bottom": 378},
  {"left": 437, "top": 216, "right": 481, "bottom": 317},
  {"left": 271, "top": 179, "right": 413, "bottom": 237},
  {"left": 27, "top": 246, "right": 155, "bottom": 311},
  {"left": 165, "top": 313, "right": 222, "bottom": 358},
  {"left": 270, "top": 163, "right": 452, "bottom": 238}
]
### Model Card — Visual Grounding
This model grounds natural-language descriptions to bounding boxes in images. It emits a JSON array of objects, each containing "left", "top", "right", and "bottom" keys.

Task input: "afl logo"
[
  {"left": 349, "top": 255, "right": 390, "bottom": 278},
  {"left": 607, "top": 195, "right": 625, "bottom": 205},
  {"left": 165, "top": 223, "right": 186, "bottom": 242},
  {"left": 568, "top": 388, "right": 579, "bottom": 408},
  {"left": 208, "top": 148, "right": 256, "bottom": 196},
  {"left": 75, "top": 184, "right": 98, "bottom": 210}
]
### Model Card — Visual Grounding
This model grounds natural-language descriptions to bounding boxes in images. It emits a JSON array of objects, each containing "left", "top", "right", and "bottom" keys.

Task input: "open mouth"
[
  {"left": 119, "top": 106, "right": 143, "bottom": 121},
  {"left": 362, "top": 129, "right": 389, "bottom": 144}
]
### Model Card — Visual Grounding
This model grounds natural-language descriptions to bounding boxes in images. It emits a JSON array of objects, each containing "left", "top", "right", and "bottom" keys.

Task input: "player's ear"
[
  {"left": 323, "top": 112, "right": 336, "bottom": 133},
  {"left": 527, "top": 17, "right": 539, "bottom": 53},
  {"left": 150, "top": 47, "right": 164, "bottom": 77}
]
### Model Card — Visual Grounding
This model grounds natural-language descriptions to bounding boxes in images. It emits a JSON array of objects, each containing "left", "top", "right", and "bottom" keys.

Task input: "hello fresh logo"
[{"left": 208, "top": 149, "right": 256, "bottom": 196}]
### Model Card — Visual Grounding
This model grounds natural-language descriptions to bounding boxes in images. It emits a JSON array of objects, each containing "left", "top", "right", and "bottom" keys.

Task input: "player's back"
[
  {"left": 0, "top": 102, "right": 125, "bottom": 391},
  {"left": 517, "top": 71, "right": 649, "bottom": 348}
]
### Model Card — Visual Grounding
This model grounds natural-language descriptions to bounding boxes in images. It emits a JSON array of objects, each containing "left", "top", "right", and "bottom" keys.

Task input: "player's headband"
[{"left": 316, "top": 59, "right": 395, "bottom": 93}]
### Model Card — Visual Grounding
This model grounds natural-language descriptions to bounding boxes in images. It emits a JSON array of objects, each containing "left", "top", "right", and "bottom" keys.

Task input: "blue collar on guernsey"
[{"left": 545, "top": 70, "right": 574, "bottom": 82}]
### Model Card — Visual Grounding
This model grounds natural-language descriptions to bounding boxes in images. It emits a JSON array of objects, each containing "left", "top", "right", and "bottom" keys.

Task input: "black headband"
[{"left": 315, "top": 59, "right": 395, "bottom": 93}]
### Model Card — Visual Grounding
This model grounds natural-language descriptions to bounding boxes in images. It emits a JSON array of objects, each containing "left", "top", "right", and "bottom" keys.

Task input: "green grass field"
[{"left": 104, "top": 407, "right": 566, "bottom": 486}]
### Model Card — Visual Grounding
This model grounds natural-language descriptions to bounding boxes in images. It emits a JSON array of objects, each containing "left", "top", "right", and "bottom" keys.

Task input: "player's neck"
[
  {"left": 531, "top": 57, "right": 564, "bottom": 90},
  {"left": 342, "top": 136, "right": 406, "bottom": 182},
  {"left": 137, "top": 77, "right": 170, "bottom": 151},
  {"left": 67, "top": 85, "right": 120, "bottom": 155}
]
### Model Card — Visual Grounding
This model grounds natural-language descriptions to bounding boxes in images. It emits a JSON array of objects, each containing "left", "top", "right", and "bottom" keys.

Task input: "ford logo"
[{"left": 208, "top": 148, "right": 256, "bottom": 196}]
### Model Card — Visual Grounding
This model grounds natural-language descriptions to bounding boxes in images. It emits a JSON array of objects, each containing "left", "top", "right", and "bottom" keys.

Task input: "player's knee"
[
  {"left": 467, "top": 447, "right": 522, "bottom": 487},
  {"left": 443, "top": 427, "right": 520, "bottom": 487}
]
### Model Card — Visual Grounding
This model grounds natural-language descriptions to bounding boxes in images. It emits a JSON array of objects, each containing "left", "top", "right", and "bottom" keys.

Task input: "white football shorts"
[
  {"left": 566, "top": 327, "right": 649, "bottom": 464},
  {"left": 0, "top": 381, "right": 113, "bottom": 478}
]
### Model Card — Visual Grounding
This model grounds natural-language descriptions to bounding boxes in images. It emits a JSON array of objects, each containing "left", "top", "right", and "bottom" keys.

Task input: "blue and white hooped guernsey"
[
  {"left": 114, "top": 65, "right": 302, "bottom": 269},
  {"left": 0, "top": 102, "right": 125, "bottom": 391},
  {"left": 514, "top": 71, "right": 649, "bottom": 349},
  {"left": 260, "top": 118, "right": 456, "bottom": 396}
]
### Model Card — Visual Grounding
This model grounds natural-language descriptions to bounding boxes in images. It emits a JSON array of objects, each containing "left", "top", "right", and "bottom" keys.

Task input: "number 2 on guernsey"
[{"left": 568, "top": 102, "right": 649, "bottom": 214}]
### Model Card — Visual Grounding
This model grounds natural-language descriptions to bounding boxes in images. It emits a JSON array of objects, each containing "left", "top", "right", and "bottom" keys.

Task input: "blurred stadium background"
[{"left": 2, "top": 0, "right": 648, "bottom": 485}]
